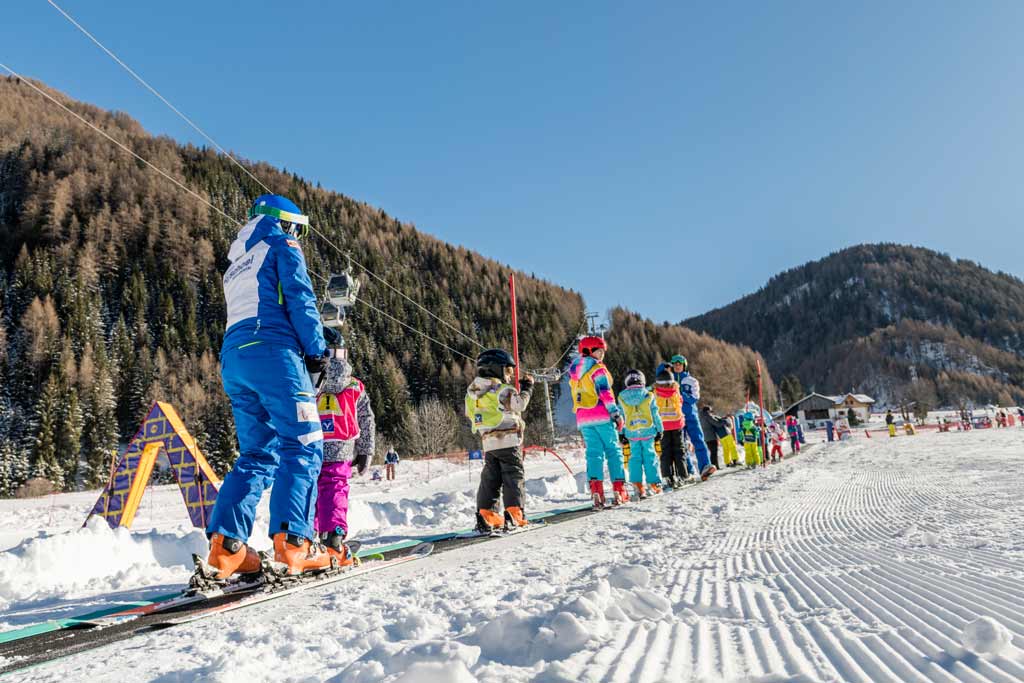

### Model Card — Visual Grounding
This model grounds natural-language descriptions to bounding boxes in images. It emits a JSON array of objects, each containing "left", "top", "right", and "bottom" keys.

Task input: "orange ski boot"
[
  {"left": 477, "top": 508, "right": 505, "bottom": 534},
  {"left": 273, "top": 533, "right": 333, "bottom": 575},
  {"left": 504, "top": 506, "right": 529, "bottom": 528},
  {"left": 633, "top": 482, "right": 646, "bottom": 500},
  {"left": 206, "top": 533, "right": 261, "bottom": 580},
  {"left": 649, "top": 483, "right": 663, "bottom": 495},
  {"left": 322, "top": 530, "right": 355, "bottom": 568}
]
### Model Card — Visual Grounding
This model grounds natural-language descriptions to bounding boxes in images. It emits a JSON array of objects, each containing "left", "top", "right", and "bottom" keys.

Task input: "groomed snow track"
[{"left": 566, "top": 436, "right": 1024, "bottom": 682}]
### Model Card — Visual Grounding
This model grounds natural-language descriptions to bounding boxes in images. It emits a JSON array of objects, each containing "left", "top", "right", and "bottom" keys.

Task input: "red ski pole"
[
  {"left": 757, "top": 359, "right": 768, "bottom": 468},
  {"left": 509, "top": 273, "right": 520, "bottom": 391}
]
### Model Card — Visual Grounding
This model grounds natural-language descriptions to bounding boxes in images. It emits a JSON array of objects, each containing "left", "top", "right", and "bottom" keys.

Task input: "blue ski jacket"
[{"left": 222, "top": 216, "right": 326, "bottom": 357}]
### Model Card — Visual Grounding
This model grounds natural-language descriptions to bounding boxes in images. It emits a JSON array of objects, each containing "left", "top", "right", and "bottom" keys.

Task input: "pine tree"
[{"left": 31, "top": 372, "right": 64, "bottom": 487}]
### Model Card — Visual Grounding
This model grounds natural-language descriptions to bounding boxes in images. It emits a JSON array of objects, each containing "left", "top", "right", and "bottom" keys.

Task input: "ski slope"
[{"left": 3, "top": 429, "right": 1024, "bottom": 681}]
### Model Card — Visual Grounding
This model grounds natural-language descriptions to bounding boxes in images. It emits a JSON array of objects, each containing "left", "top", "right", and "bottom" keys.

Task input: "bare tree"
[{"left": 404, "top": 398, "right": 458, "bottom": 457}]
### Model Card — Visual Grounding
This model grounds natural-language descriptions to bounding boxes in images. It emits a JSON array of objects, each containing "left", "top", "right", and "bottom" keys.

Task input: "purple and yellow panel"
[{"left": 87, "top": 401, "right": 221, "bottom": 530}]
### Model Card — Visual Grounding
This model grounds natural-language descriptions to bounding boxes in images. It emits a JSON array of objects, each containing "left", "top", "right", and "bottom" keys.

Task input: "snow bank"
[
  {"left": 0, "top": 517, "right": 205, "bottom": 613},
  {"left": 334, "top": 639, "right": 480, "bottom": 683},
  {"left": 961, "top": 616, "right": 1013, "bottom": 655}
]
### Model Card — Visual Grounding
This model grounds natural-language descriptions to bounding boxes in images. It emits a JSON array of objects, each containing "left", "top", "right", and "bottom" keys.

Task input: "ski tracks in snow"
[{"left": 9, "top": 431, "right": 1024, "bottom": 683}]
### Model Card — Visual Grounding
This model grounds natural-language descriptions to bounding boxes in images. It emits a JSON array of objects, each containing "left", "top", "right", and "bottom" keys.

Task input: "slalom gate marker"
[{"left": 85, "top": 401, "right": 220, "bottom": 529}]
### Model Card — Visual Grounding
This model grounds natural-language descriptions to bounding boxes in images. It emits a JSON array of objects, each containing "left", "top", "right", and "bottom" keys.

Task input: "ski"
[
  {"left": 453, "top": 521, "right": 546, "bottom": 540},
  {"left": 151, "top": 542, "right": 434, "bottom": 628}
]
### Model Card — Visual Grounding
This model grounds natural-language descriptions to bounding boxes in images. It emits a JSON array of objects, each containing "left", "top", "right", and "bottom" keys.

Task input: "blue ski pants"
[
  {"left": 627, "top": 438, "right": 661, "bottom": 485},
  {"left": 581, "top": 422, "right": 625, "bottom": 482},
  {"left": 683, "top": 405, "right": 712, "bottom": 473},
  {"left": 207, "top": 343, "right": 325, "bottom": 543}
]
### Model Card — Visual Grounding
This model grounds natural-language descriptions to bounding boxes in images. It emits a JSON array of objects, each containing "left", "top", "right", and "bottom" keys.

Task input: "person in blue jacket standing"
[
  {"left": 657, "top": 354, "right": 716, "bottom": 480},
  {"left": 205, "top": 194, "right": 336, "bottom": 578}
]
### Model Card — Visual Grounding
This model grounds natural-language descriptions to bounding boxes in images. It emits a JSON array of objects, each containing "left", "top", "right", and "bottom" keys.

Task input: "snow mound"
[
  {"left": 334, "top": 639, "right": 480, "bottom": 683},
  {"left": 0, "top": 517, "right": 205, "bottom": 611},
  {"left": 961, "top": 616, "right": 1013, "bottom": 654},
  {"left": 525, "top": 473, "right": 578, "bottom": 499},
  {"left": 919, "top": 531, "right": 941, "bottom": 546}
]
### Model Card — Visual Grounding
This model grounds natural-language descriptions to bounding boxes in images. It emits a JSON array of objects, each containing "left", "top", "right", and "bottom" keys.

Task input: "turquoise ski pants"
[
  {"left": 582, "top": 422, "right": 625, "bottom": 482},
  {"left": 628, "top": 438, "right": 661, "bottom": 485}
]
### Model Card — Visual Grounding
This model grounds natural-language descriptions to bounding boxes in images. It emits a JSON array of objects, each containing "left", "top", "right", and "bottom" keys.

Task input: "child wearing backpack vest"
[
  {"left": 653, "top": 369, "right": 690, "bottom": 487},
  {"left": 616, "top": 369, "right": 663, "bottom": 499},
  {"left": 568, "top": 336, "right": 629, "bottom": 508},
  {"left": 315, "top": 353, "right": 375, "bottom": 567},
  {"left": 465, "top": 348, "right": 534, "bottom": 532},
  {"left": 739, "top": 412, "right": 762, "bottom": 468}
]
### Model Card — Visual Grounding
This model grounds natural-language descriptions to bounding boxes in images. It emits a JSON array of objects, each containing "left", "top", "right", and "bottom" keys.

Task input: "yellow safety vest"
[
  {"left": 621, "top": 396, "right": 655, "bottom": 432},
  {"left": 570, "top": 363, "right": 610, "bottom": 412},
  {"left": 654, "top": 390, "right": 682, "bottom": 423},
  {"left": 465, "top": 380, "right": 511, "bottom": 433}
]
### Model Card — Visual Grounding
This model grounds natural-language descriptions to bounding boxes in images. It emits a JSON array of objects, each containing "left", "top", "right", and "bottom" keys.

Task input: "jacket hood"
[
  {"left": 654, "top": 382, "right": 679, "bottom": 394},
  {"left": 321, "top": 356, "right": 353, "bottom": 394},
  {"left": 227, "top": 216, "right": 279, "bottom": 263},
  {"left": 618, "top": 386, "right": 650, "bottom": 406},
  {"left": 569, "top": 356, "right": 598, "bottom": 381},
  {"left": 467, "top": 376, "right": 501, "bottom": 398}
]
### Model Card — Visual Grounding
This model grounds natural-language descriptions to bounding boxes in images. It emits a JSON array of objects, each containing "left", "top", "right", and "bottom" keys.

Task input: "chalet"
[{"left": 784, "top": 392, "right": 876, "bottom": 426}]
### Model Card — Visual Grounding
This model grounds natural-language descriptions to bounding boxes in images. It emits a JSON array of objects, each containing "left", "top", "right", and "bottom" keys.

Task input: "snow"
[
  {"left": 3, "top": 429, "right": 1024, "bottom": 682},
  {"left": 961, "top": 616, "right": 1013, "bottom": 655}
]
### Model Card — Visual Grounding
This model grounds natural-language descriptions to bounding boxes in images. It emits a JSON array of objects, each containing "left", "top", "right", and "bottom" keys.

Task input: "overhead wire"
[{"left": 46, "top": 0, "right": 486, "bottom": 352}]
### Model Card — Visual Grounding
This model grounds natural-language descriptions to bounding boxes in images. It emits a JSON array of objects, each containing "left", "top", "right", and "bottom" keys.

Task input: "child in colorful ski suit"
[
  {"left": 465, "top": 348, "right": 533, "bottom": 532},
  {"left": 315, "top": 353, "right": 375, "bottom": 566},
  {"left": 653, "top": 369, "right": 690, "bottom": 486},
  {"left": 768, "top": 424, "right": 784, "bottom": 462},
  {"left": 740, "top": 413, "right": 762, "bottom": 468},
  {"left": 786, "top": 415, "right": 801, "bottom": 454},
  {"left": 616, "top": 369, "right": 663, "bottom": 499},
  {"left": 569, "top": 336, "right": 628, "bottom": 507}
]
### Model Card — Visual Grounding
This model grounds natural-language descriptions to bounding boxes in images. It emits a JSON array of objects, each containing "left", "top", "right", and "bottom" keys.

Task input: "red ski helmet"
[{"left": 578, "top": 335, "right": 607, "bottom": 356}]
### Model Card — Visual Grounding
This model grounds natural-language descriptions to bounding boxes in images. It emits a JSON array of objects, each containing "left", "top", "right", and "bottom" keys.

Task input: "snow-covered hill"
[{"left": 3, "top": 429, "right": 1024, "bottom": 682}]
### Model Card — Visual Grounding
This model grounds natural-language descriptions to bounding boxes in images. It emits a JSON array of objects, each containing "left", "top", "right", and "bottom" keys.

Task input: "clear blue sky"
[{"left": 6, "top": 1, "right": 1024, "bottom": 323}]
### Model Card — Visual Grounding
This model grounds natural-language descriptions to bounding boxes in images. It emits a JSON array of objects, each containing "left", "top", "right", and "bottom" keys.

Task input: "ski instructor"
[
  {"left": 205, "top": 194, "right": 336, "bottom": 578},
  {"left": 658, "top": 354, "right": 716, "bottom": 480}
]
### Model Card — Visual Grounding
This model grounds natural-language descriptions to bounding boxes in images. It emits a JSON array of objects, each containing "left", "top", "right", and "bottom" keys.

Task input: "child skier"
[
  {"left": 616, "top": 369, "right": 663, "bottom": 499},
  {"left": 740, "top": 412, "right": 762, "bottom": 468},
  {"left": 465, "top": 348, "right": 534, "bottom": 533},
  {"left": 719, "top": 411, "right": 740, "bottom": 467},
  {"left": 785, "top": 415, "right": 802, "bottom": 454},
  {"left": 653, "top": 368, "right": 690, "bottom": 487},
  {"left": 569, "top": 336, "right": 629, "bottom": 508},
  {"left": 315, "top": 352, "right": 375, "bottom": 567},
  {"left": 768, "top": 424, "right": 784, "bottom": 463}
]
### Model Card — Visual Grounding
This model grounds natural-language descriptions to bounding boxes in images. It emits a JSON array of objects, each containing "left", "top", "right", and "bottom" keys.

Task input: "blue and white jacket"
[{"left": 222, "top": 216, "right": 326, "bottom": 357}]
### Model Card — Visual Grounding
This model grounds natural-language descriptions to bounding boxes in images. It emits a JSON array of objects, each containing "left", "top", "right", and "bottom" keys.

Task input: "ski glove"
[
  {"left": 613, "top": 414, "right": 624, "bottom": 431},
  {"left": 618, "top": 433, "right": 629, "bottom": 446},
  {"left": 654, "top": 432, "right": 663, "bottom": 443},
  {"left": 323, "top": 325, "right": 343, "bottom": 347},
  {"left": 304, "top": 353, "right": 329, "bottom": 375}
]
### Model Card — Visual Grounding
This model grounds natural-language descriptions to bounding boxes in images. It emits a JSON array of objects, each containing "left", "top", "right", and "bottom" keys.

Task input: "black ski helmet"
[
  {"left": 476, "top": 348, "right": 516, "bottom": 380},
  {"left": 624, "top": 368, "right": 645, "bottom": 388}
]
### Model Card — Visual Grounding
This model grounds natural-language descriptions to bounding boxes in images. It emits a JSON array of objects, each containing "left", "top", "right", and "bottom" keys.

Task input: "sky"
[{"left": 5, "top": 1, "right": 1024, "bottom": 324}]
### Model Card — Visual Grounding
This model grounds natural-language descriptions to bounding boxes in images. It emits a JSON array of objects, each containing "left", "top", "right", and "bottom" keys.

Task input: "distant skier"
[
  {"left": 205, "top": 194, "right": 333, "bottom": 578},
  {"left": 886, "top": 410, "right": 896, "bottom": 437},
  {"left": 315, "top": 352, "right": 375, "bottom": 567},
  {"left": 658, "top": 355, "right": 716, "bottom": 480},
  {"left": 616, "top": 369, "right": 663, "bottom": 499},
  {"left": 740, "top": 412, "right": 762, "bottom": 468},
  {"left": 465, "top": 348, "right": 533, "bottom": 532},
  {"left": 569, "top": 336, "right": 629, "bottom": 508},
  {"left": 653, "top": 368, "right": 690, "bottom": 486},
  {"left": 384, "top": 447, "right": 400, "bottom": 481}
]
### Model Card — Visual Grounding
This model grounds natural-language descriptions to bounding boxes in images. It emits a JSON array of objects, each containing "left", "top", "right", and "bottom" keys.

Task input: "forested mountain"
[
  {"left": 0, "top": 76, "right": 587, "bottom": 495},
  {"left": 684, "top": 244, "right": 1024, "bottom": 408}
]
